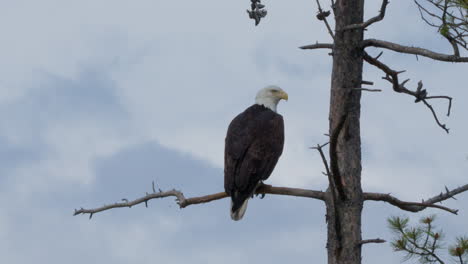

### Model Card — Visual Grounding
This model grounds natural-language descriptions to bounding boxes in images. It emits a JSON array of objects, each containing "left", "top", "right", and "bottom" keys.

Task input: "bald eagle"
[{"left": 224, "top": 85, "right": 288, "bottom": 220}]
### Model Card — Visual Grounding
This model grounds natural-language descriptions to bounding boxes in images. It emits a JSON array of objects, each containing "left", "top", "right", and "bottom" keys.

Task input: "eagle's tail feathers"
[{"left": 230, "top": 199, "right": 249, "bottom": 221}]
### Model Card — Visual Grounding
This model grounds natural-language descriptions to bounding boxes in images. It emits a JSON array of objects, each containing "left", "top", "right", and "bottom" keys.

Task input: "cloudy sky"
[{"left": 0, "top": 0, "right": 467, "bottom": 263}]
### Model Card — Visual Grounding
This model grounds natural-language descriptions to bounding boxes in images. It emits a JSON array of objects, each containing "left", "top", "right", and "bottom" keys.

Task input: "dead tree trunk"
[{"left": 326, "top": 1, "right": 364, "bottom": 263}]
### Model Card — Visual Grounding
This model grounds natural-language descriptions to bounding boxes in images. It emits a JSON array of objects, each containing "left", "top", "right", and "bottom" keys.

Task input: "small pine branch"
[
  {"left": 449, "top": 236, "right": 468, "bottom": 264},
  {"left": 388, "top": 216, "right": 447, "bottom": 264},
  {"left": 389, "top": 215, "right": 468, "bottom": 264},
  {"left": 388, "top": 216, "right": 410, "bottom": 232}
]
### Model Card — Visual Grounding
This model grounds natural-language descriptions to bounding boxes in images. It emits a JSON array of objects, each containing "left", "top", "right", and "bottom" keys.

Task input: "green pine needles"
[{"left": 388, "top": 215, "right": 468, "bottom": 264}]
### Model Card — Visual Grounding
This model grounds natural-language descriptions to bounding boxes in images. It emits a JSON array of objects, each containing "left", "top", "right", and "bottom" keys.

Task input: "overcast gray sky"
[{"left": 0, "top": 0, "right": 467, "bottom": 263}]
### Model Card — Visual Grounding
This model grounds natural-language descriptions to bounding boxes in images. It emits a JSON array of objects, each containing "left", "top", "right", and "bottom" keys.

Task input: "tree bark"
[{"left": 326, "top": 0, "right": 364, "bottom": 264}]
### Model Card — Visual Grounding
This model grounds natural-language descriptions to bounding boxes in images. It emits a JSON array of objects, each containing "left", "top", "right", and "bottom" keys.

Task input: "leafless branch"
[
  {"left": 421, "top": 99, "right": 450, "bottom": 132},
  {"left": 311, "top": 142, "right": 331, "bottom": 177},
  {"left": 365, "top": 192, "right": 458, "bottom": 214},
  {"left": 363, "top": 51, "right": 452, "bottom": 133},
  {"left": 342, "top": 0, "right": 389, "bottom": 31},
  {"left": 364, "top": 184, "right": 468, "bottom": 215},
  {"left": 426, "top": 95, "right": 453, "bottom": 116},
  {"left": 422, "top": 184, "right": 468, "bottom": 204},
  {"left": 353, "top": 88, "right": 382, "bottom": 92},
  {"left": 359, "top": 238, "right": 387, "bottom": 245},
  {"left": 74, "top": 184, "right": 326, "bottom": 218},
  {"left": 363, "top": 39, "right": 468, "bottom": 62},
  {"left": 300, "top": 43, "right": 334, "bottom": 50},
  {"left": 315, "top": 0, "right": 334, "bottom": 39},
  {"left": 361, "top": 80, "right": 374, "bottom": 85},
  {"left": 415, "top": 0, "right": 442, "bottom": 27}
]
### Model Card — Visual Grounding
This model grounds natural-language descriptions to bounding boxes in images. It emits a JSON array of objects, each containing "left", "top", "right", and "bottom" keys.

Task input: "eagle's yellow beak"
[{"left": 278, "top": 91, "right": 289, "bottom": 101}]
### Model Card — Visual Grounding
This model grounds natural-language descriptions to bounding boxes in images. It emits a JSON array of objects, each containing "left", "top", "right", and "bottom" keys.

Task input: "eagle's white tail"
[{"left": 230, "top": 199, "right": 249, "bottom": 221}]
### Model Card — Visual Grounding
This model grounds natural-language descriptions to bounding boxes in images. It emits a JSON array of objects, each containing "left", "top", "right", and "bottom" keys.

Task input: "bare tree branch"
[
  {"left": 426, "top": 95, "right": 453, "bottom": 116},
  {"left": 422, "top": 184, "right": 468, "bottom": 204},
  {"left": 74, "top": 184, "right": 326, "bottom": 218},
  {"left": 311, "top": 141, "right": 346, "bottom": 202},
  {"left": 364, "top": 192, "right": 458, "bottom": 214},
  {"left": 363, "top": 39, "right": 468, "bottom": 62},
  {"left": 300, "top": 43, "right": 334, "bottom": 50},
  {"left": 359, "top": 238, "right": 387, "bottom": 245},
  {"left": 364, "top": 184, "right": 468, "bottom": 214},
  {"left": 353, "top": 88, "right": 382, "bottom": 92},
  {"left": 315, "top": 0, "right": 335, "bottom": 39},
  {"left": 363, "top": 51, "right": 452, "bottom": 133},
  {"left": 342, "top": 0, "right": 389, "bottom": 30},
  {"left": 311, "top": 142, "right": 331, "bottom": 177},
  {"left": 421, "top": 99, "right": 451, "bottom": 132}
]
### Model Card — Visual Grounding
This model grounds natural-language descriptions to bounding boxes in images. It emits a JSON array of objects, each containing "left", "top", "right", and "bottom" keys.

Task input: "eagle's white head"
[{"left": 255, "top": 85, "right": 288, "bottom": 112}]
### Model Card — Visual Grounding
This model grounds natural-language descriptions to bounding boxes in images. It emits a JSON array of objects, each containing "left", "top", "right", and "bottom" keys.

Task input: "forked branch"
[
  {"left": 342, "top": 0, "right": 389, "bottom": 31},
  {"left": 364, "top": 183, "right": 468, "bottom": 215},
  {"left": 363, "top": 51, "right": 452, "bottom": 133},
  {"left": 74, "top": 183, "right": 326, "bottom": 218},
  {"left": 311, "top": 141, "right": 346, "bottom": 199},
  {"left": 310, "top": 142, "right": 331, "bottom": 178}
]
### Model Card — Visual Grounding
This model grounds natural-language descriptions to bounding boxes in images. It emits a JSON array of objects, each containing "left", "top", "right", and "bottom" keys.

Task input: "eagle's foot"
[
  {"left": 254, "top": 181, "right": 266, "bottom": 199},
  {"left": 254, "top": 193, "right": 266, "bottom": 199}
]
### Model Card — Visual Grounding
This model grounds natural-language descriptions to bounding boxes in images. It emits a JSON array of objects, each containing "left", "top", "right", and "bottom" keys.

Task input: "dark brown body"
[{"left": 224, "top": 104, "right": 284, "bottom": 215}]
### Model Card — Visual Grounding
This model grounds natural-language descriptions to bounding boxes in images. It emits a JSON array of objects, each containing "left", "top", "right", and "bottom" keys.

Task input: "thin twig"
[
  {"left": 422, "top": 99, "right": 449, "bottom": 132},
  {"left": 300, "top": 43, "right": 333, "bottom": 50},
  {"left": 353, "top": 88, "right": 382, "bottom": 92},
  {"left": 363, "top": 51, "right": 452, "bottom": 133},
  {"left": 359, "top": 238, "right": 387, "bottom": 245},
  {"left": 414, "top": 0, "right": 468, "bottom": 54},
  {"left": 310, "top": 142, "right": 331, "bottom": 177},
  {"left": 361, "top": 80, "right": 374, "bottom": 85}
]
